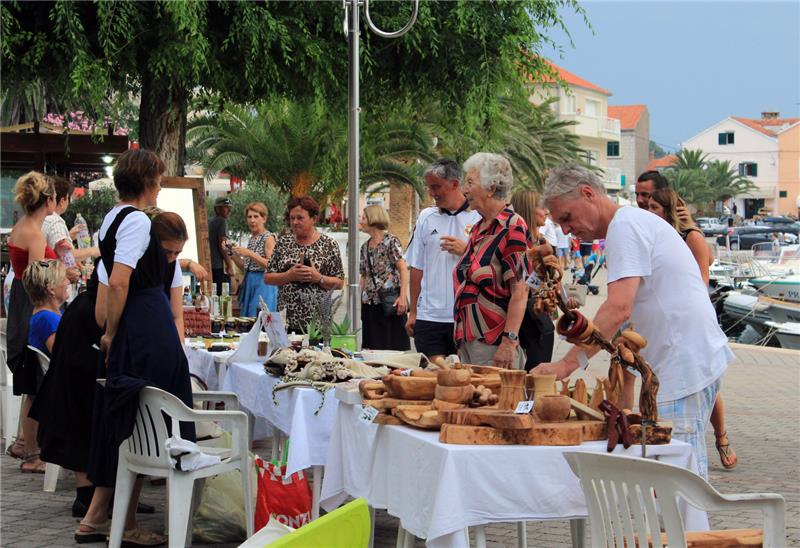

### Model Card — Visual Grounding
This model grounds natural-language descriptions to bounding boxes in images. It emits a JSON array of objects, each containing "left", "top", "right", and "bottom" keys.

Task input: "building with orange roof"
[
  {"left": 528, "top": 61, "right": 622, "bottom": 193},
  {"left": 682, "top": 112, "right": 800, "bottom": 217},
  {"left": 607, "top": 105, "right": 649, "bottom": 199},
  {"left": 643, "top": 154, "right": 677, "bottom": 172}
]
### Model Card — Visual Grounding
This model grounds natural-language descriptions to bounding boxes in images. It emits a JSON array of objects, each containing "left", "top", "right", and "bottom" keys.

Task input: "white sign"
[
  {"left": 359, "top": 405, "right": 380, "bottom": 423},
  {"left": 514, "top": 401, "right": 534, "bottom": 414}
]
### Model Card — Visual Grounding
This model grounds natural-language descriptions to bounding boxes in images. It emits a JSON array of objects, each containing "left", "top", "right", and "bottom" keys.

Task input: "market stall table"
[
  {"left": 186, "top": 345, "right": 234, "bottom": 390},
  {"left": 223, "top": 360, "right": 340, "bottom": 519},
  {"left": 320, "top": 402, "right": 709, "bottom": 548}
]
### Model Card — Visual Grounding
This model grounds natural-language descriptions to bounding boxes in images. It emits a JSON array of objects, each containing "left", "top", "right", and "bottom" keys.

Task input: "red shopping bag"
[{"left": 254, "top": 457, "right": 312, "bottom": 530}]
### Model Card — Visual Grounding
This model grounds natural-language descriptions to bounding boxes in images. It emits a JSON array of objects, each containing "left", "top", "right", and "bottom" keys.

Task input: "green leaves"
[{"left": 665, "top": 149, "right": 757, "bottom": 213}]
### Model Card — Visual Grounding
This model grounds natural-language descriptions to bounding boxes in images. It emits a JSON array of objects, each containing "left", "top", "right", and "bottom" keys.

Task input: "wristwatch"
[{"left": 502, "top": 331, "right": 519, "bottom": 342}]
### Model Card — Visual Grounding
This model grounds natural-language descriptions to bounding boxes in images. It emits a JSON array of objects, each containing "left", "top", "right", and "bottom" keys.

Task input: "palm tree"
[
  {"left": 187, "top": 100, "right": 337, "bottom": 197},
  {"left": 187, "top": 99, "right": 436, "bottom": 200},
  {"left": 673, "top": 148, "right": 709, "bottom": 171},
  {"left": 705, "top": 160, "right": 757, "bottom": 203},
  {"left": 665, "top": 169, "right": 712, "bottom": 207}
]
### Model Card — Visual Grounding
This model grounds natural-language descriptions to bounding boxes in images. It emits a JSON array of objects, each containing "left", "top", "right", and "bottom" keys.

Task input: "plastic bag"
[
  {"left": 191, "top": 432, "right": 257, "bottom": 544},
  {"left": 255, "top": 457, "right": 312, "bottom": 531}
]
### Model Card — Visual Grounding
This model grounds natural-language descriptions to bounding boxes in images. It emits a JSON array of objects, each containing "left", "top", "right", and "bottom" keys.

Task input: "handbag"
[{"left": 366, "top": 244, "right": 400, "bottom": 317}]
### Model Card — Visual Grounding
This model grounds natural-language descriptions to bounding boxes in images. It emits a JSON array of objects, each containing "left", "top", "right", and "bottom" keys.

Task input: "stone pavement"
[{"left": 2, "top": 270, "right": 799, "bottom": 547}]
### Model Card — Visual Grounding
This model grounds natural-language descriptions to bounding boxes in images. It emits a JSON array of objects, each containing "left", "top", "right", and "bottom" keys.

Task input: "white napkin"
[{"left": 165, "top": 437, "right": 222, "bottom": 471}]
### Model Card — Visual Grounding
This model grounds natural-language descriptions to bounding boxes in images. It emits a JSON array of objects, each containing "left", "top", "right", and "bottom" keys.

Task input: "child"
[
  {"left": 23, "top": 259, "right": 69, "bottom": 355},
  {"left": 18, "top": 259, "right": 68, "bottom": 473}
]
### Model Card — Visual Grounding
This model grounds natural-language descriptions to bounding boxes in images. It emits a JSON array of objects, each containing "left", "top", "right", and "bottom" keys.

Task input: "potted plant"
[
  {"left": 305, "top": 318, "right": 323, "bottom": 348},
  {"left": 329, "top": 315, "right": 357, "bottom": 352}
]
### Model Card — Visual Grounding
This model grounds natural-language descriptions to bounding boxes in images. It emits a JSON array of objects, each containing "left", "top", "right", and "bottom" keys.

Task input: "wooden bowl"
[
  {"left": 534, "top": 394, "right": 571, "bottom": 422},
  {"left": 437, "top": 368, "right": 472, "bottom": 387}
]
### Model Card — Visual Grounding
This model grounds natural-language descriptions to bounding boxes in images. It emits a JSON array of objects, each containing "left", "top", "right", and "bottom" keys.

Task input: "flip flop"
[
  {"left": 715, "top": 431, "right": 738, "bottom": 470},
  {"left": 121, "top": 527, "right": 167, "bottom": 547},
  {"left": 5, "top": 439, "right": 27, "bottom": 460},
  {"left": 19, "top": 455, "right": 46, "bottom": 474},
  {"left": 74, "top": 519, "right": 111, "bottom": 544}
]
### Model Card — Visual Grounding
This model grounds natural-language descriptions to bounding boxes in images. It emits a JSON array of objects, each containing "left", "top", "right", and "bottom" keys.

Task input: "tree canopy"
[{"left": 2, "top": 0, "right": 584, "bottom": 174}]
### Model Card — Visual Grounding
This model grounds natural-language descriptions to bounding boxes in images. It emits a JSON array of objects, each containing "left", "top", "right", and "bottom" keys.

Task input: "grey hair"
[
  {"left": 423, "top": 158, "right": 461, "bottom": 183},
  {"left": 542, "top": 163, "right": 606, "bottom": 207},
  {"left": 462, "top": 153, "right": 514, "bottom": 200}
]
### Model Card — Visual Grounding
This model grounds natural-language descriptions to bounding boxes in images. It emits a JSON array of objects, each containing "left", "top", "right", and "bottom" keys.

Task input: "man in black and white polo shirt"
[{"left": 405, "top": 159, "right": 481, "bottom": 361}]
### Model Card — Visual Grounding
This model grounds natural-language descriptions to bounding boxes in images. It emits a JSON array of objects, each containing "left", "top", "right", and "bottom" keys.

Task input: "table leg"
[
  {"left": 368, "top": 505, "right": 376, "bottom": 548},
  {"left": 569, "top": 518, "right": 586, "bottom": 548},
  {"left": 396, "top": 527, "right": 407, "bottom": 548},
  {"left": 311, "top": 465, "right": 322, "bottom": 520},
  {"left": 474, "top": 525, "right": 487, "bottom": 548},
  {"left": 516, "top": 521, "right": 528, "bottom": 548},
  {"left": 270, "top": 426, "right": 281, "bottom": 463},
  {"left": 402, "top": 528, "right": 415, "bottom": 548}
]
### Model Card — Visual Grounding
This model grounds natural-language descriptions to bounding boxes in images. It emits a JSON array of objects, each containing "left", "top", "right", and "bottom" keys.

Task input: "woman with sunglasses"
[{"left": 6, "top": 172, "right": 57, "bottom": 471}]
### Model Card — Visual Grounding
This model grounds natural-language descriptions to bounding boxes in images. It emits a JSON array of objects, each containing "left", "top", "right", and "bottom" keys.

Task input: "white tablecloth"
[
  {"left": 186, "top": 347, "right": 234, "bottom": 391},
  {"left": 223, "top": 361, "right": 338, "bottom": 476},
  {"left": 321, "top": 402, "right": 709, "bottom": 547}
]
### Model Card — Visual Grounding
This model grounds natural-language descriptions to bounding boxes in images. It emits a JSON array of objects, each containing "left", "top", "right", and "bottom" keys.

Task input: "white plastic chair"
[
  {"left": 564, "top": 451, "right": 786, "bottom": 548},
  {"left": 108, "top": 385, "right": 252, "bottom": 548},
  {"left": 26, "top": 344, "right": 63, "bottom": 492}
]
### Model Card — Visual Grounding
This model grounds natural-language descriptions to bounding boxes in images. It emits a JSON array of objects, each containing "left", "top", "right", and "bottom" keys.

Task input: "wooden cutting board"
[
  {"left": 439, "top": 408, "right": 534, "bottom": 430},
  {"left": 373, "top": 413, "right": 405, "bottom": 426},
  {"left": 362, "top": 398, "right": 432, "bottom": 411},
  {"left": 439, "top": 419, "right": 607, "bottom": 446},
  {"left": 393, "top": 405, "right": 442, "bottom": 430},
  {"left": 383, "top": 375, "right": 437, "bottom": 400}
]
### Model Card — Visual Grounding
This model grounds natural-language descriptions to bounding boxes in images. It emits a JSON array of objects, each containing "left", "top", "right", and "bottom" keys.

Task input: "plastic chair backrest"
[
  {"left": 122, "top": 386, "right": 185, "bottom": 469},
  {"left": 564, "top": 451, "right": 717, "bottom": 548},
  {"left": 267, "top": 497, "right": 371, "bottom": 548},
  {"left": 26, "top": 344, "right": 50, "bottom": 374}
]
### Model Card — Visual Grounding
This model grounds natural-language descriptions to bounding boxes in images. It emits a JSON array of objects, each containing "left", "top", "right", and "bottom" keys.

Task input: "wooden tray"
[
  {"left": 439, "top": 408, "right": 534, "bottom": 430},
  {"left": 393, "top": 405, "right": 441, "bottom": 430},
  {"left": 362, "top": 398, "right": 432, "bottom": 411},
  {"left": 383, "top": 375, "right": 437, "bottom": 400},
  {"left": 373, "top": 413, "right": 405, "bottom": 426},
  {"left": 439, "top": 419, "right": 607, "bottom": 446}
]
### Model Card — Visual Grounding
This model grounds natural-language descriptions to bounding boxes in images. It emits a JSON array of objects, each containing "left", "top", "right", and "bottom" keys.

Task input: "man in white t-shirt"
[
  {"left": 539, "top": 215, "right": 558, "bottom": 248},
  {"left": 532, "top": 164, "right": 733, "bottom": 479},
  {"left": 405, "top": 159, "right": 481, "bottom": 361}
]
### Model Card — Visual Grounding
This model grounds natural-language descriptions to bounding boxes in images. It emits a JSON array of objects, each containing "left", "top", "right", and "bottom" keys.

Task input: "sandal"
[
  {"left": 715, "top": 431, "right": 738, "bottom": 470},
  {"left": 19, "top": 455, "right": 46, "bottom": 474},
  {"left": 5, "top": 438, "right": 26, "bottom": 459},
  {"left": 121, "top": 527, "right": 167, "bottom": 547},
  {"left": 74, "top": 518, "right": 111, "bottom": 544}
]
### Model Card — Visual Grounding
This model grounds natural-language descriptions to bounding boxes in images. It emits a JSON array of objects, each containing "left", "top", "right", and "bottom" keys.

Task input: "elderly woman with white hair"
[{"left": 453, "top": 153, "right": 532, "bottom": 368}]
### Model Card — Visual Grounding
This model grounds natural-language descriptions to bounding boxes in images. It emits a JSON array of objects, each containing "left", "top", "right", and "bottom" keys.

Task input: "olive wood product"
[
  {"left": 572, "top": 379, "right": 588, "bottom": 405},
  {"left": 362, "top": 398, "right": 433, "bottom": 411},
  {"left": 434, "top": 384, "right": 475, "bottom": 404},
  {"left": 437, "top": 368, "right": 472, "bottom": 387},
  {"left": 383, "top": 375, "right": 437, "bottom": 400},
  {"left": 470, "top": 375, "right": 501, "bottom": 392},
  {"left": 467, "top": 364, "right": 502, "bottom": 375},
  {"left": 589, "top": 378, "right": 605, "bottom": 411},
  {"left": 439, "top": 408, "right": 534, "bottom": 430},
  {"left": 393, "top": 405, "right": 442, "bottom": 430},
  {"left": 560, "top": 379, "right": 571, "bottom": 397},
  {"left": 432, "top": 399, "right": 468, "bottom": 411},
  {"left": 439, "top": 420, "right": 607, "bottom": 446},
  {"left": 534, "top": 394, "right": 571, "bottom": 422},
  {"left": 498, "top": 370, "right": 527, "bottom": 410},
  {"left": 373, "top": 413, "right": 405, "bottom": 426},
  {"left": 529, "top": 373, "right": 556, "bottom": 398},
  {"left": 359, "top": 380, "right": 386, "bottom": 400},
  {"left": 389, "top": 369, "right": 438, "bottom": 378},
  {"left": 570, "top": 397, "right": 605, "bottom": 422},
  {"left": 627, "top": 420, "right": 673, "bottom": 445}
]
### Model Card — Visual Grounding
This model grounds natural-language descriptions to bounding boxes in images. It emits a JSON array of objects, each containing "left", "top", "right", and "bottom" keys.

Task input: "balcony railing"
[
  {"left": 601, "top": 166, "right": 622, "bottom": 190},
  {"left": 559, "top": 112, "right": 621, "bottom": 141}
]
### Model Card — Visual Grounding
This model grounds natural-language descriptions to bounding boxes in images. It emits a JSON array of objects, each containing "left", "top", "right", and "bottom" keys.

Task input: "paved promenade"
[{"left": 2, "top": 272, "right": 798, "bottom": 546}]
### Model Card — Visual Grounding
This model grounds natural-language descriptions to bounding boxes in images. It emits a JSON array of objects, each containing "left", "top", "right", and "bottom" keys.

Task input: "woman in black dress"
[{"left": 76, "top": 149, "right": 193, "bottom": 546}]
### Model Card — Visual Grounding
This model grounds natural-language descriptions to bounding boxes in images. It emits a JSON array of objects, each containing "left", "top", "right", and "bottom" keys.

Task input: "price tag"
[
  {"left": 526, "top": 271, "right": 542, "bottom": 291},
  {"left": 359, "top": 405, "right": 379, "bottom": 423},
  {"left": 515, "top": 401, "right": 534, "bottom": 414},
  {"left": 399, "top": 368, "right": 413, "bottom": 377}
]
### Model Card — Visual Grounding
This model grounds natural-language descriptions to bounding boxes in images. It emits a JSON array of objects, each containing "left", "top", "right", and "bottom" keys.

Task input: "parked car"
[{"left": 716, "top": 224, "right": 799, "bottom": 250}]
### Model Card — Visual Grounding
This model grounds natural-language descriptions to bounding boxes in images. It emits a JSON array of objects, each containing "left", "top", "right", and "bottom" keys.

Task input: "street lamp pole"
[{"left": 343, "top": 0, "right": 418, "bottom": 336}]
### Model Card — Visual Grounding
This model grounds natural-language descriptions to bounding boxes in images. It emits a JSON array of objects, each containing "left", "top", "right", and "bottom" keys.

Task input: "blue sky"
[{"left": 540, "top": 1, "right": 800, "bottom": 151}]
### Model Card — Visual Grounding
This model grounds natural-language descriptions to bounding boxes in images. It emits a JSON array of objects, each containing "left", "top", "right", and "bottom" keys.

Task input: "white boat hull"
[
  {"left": 722, "top": 291, "right": 772, "bottom": 335},
  {"left": 765, "top": 321, "right": 800, "bottom": 351},
  {"left": 761, "top": 297, "right": 800, "bottom": 324}
]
